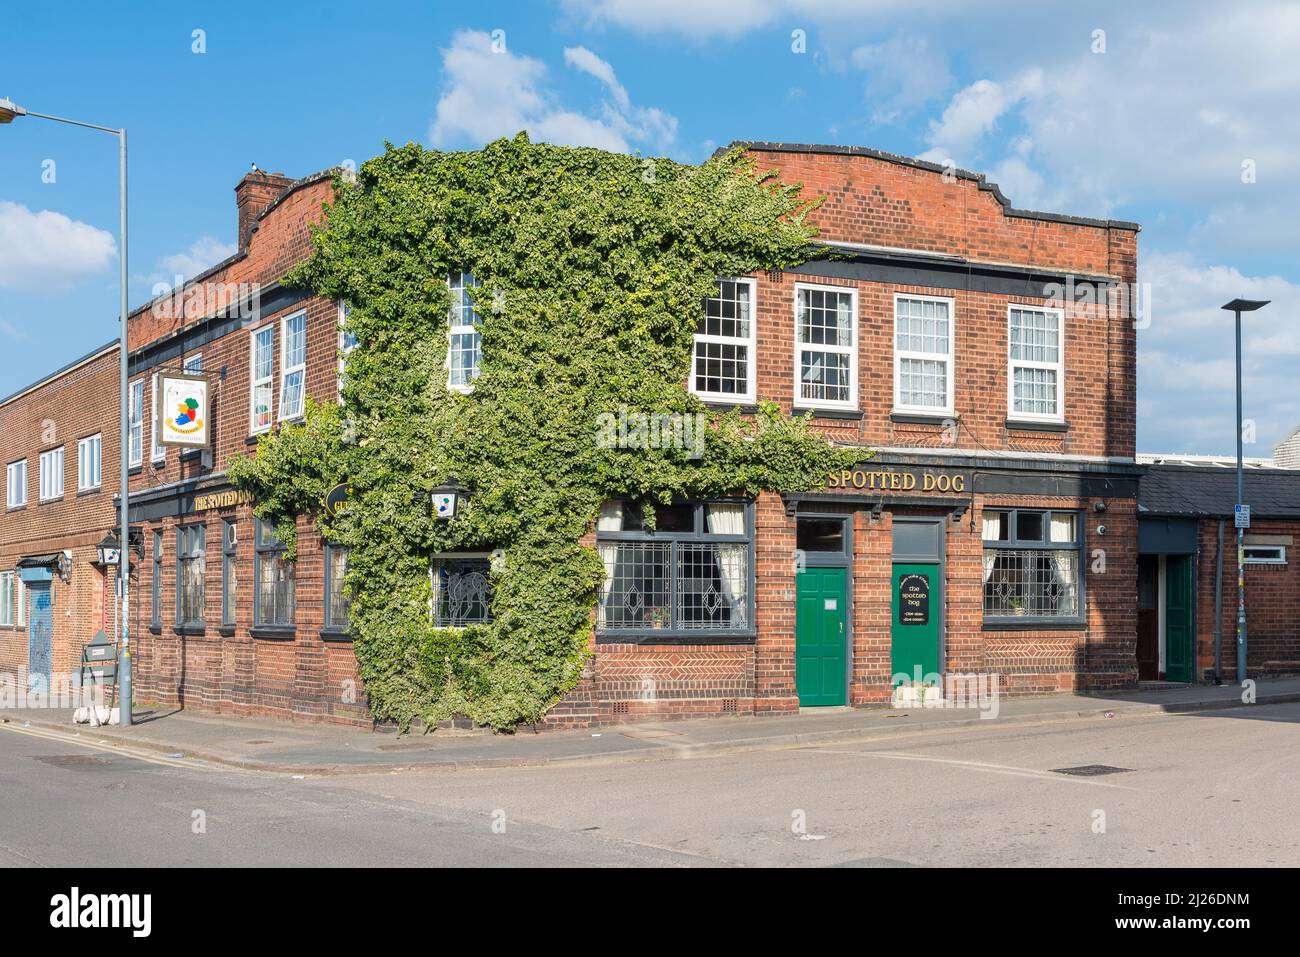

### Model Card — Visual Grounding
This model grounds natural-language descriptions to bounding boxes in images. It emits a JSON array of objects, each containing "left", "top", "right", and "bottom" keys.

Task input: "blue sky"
[{"left": 2, "top": 0, "right": 1296, "bottom": 456}]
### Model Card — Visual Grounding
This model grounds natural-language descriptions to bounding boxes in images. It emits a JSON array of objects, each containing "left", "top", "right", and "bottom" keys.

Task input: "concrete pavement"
[
  {"left": 1, "top": 699, "right": 1298, "bottom": 866},
  {"left": 2, "top": 677, "right": 1297, "bottom": 775}
]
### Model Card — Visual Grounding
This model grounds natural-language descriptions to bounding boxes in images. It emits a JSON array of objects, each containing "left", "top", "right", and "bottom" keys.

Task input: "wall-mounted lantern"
[
  {"left": 95, "top": 533, "right": 122, "bottom": 568},
  {"left": 431, "top": 475, "right": 469, "bottom": 520}
]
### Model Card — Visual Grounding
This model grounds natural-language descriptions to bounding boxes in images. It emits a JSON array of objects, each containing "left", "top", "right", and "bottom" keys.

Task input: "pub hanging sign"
[{"left": 156, "top": 372, "right": 211, "bottom": 449}]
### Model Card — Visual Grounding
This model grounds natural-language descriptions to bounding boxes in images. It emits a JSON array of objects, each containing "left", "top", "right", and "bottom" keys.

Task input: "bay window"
[
  {"left": 982, "top": 508, "right": 1082, "bottom": 621},
  {"left": 795, "top": 284, "right": 857, "bottom": 409},
  {"left": 692, "top": 278, "right": 756, "bottom": 402},
  {"left": 596, "top": 500, "right": 752, "bottom": 637}
]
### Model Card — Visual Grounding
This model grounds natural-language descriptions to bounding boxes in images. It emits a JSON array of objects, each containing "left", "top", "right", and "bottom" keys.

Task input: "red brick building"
[
  {"left": 20, "top": 141, "right": 1268, "bottom": 729},
  {"left": 0, "top": 342, "right": 121, "bottom": 697},
  {"left": 1137, "top": 461, "right": 1300, "bottom": 682},
  {"left": 553, "top": 143, "right": 1143, "bottom": 724}
]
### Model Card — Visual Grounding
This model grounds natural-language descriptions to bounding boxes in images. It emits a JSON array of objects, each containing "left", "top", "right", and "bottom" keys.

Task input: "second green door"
[{"left": 795, "top": 567, "right": 847, "bottom": 706}]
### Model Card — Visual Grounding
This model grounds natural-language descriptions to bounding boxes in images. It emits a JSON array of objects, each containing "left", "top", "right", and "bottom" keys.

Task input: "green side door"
[
  {"left": 891, "top": 563, "right": 941, "bottom": 685},
  {"left": 795, "top": 567, "right": 847, "bottom": 706},
  {"left": 1165, "top": 554, "right": 1194, "bottom": 682}
]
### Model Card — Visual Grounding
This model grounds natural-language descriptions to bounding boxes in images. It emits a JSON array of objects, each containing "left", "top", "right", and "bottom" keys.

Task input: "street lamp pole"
[
  {"left": 0, "top": 98, "right": 133, "bottom": 725},
  {"left": 1221, "top": 298, "right": 1269, "bottom": 685}
]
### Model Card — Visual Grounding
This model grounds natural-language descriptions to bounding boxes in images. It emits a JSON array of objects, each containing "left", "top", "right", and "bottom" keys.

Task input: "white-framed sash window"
[
  {"left": 894, "top": 294, "right": 955, "bottom": 415},
  {"left": 279, "top": 311, "right": 307, "bottom": 421},
  {"left": 1008, "top": 305, "right": 1065, "bottom": 422},
  {"left": 692, "top": 278, "right": 756, "bottom": 403},
  {"left": 447, "top": 271, "right": 482, "bottom": 392},
  {"left": 38, "top": 446, "right": 64, "bottom": 501},
  {"left": 128, "top": 378, "right": 144, "bottom": 466},
  {"left": 6, "top": 460, "right": 26, "bottom": 508},
  {"left": 77, "top": 434, "right": 102, "bottom": 490},
  {"left": 794, "top": 282, "right": 857, "bottom": 410},
  {"left": 250, "top": 324, "right": 275, "bottom": 434}
]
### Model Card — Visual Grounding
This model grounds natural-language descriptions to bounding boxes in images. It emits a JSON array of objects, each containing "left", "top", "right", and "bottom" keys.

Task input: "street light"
[
  {"left": 1, "top": 97, "right": 134, "bottom": 725},
  {"left": 1221, "top": 297, "right": 1270, "bottom": 684}
]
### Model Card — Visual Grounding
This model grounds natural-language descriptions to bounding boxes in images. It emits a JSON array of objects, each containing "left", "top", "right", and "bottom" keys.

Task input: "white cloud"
[
  {"left": 851, "top": 33, "right": 953, "bottom": 123},
  {"left": 917, "top": 71, "right": 1041, "bottom": 168},
  {"left": 430, "top": 31, "right": 676, "bottom": 154},
  {"left": 1137, "top": 250, "right": 1300, "bottom": 454},
  {"left": 0, "top": 201, "right": 116, "bottom": 292},
  {"left": 562, "top": 0, "right": 960, "bottom": 40}
]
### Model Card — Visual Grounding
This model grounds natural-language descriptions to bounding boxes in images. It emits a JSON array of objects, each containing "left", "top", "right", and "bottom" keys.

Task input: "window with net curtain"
[
  {"left": 596, "top": 500, "right": 751, "bottom": 634},
  {"left": 981, "top": 509, "right": 1081, "bottom": 619}
]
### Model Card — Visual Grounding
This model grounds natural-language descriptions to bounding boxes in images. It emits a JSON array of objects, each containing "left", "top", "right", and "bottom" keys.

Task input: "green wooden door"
[
  {"left": 891, "top": 563, "right": 941, "bottom": 685},
  {"left": 795, "top": 567, "right": 847, "bottom": 706},
  {"left": 1165, "top": 554, "right": 1194, "bottom": 682}
]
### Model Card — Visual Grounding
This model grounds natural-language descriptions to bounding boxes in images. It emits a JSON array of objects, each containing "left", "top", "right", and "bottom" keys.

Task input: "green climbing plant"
[{"left": 227, "top": 134, "right": 867, "bottom": 730}]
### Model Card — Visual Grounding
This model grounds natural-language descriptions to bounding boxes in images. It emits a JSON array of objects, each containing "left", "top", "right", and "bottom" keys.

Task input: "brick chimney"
[{"left": 235, "top": 168, "right": 295, "bottom": 251}]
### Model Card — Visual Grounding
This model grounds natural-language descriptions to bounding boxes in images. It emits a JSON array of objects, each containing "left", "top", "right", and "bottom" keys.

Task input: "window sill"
[
  {"left": 151, "top": 458, "right": 166, "bottom": 468},
  {"left": 6, "top": 505, "right": 25, "bottom": 513},
  {"left": 1005, "top": 419, "right": 1068, "bottom": 433},
  {"left": 76, "top": 487, "right": 103, "bottom": 497},
  {"left": 180, "top": 449, "right": 203, "bottom": 462},
  {"left": 320, "top": 628, "right": 352, "bottom": 642},
  {"left": 981, "top": 618, "right": 1086, "bottom": 632},
  {"left": 148, "top": 624, "right": 162, "bottom": 635},
  {"left": 701, "top": 400, "right": 759, "bottom": 414},
  {"left": 217, "top": 625, "right": 236, "bottom": 637},
  {"left": 595, "top": 630, "right": 757, "bottom": 645},
  {"left": 173, "top": 623, "right": 206, "bottom": 636},
  {"left": 890, "top": 411, "right": 956, "bottom": 425},
  {"left": 246, "top": 433, "right": 270, "bottom": 446},
  {"left": 250, "top": 625, "right": 296, "bottom": 640},
  {"left": 794, "top": 406, "right": 864, "bottom": 420}
]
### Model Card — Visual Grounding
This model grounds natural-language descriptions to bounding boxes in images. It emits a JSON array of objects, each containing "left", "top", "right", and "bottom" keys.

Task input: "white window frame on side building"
[
  {"left": 77, "top": 433, "right": 102, "bottom": 491},
  {"left": 129, "top": 378, "right": 144, "bottom": 467},
  {"left": 691, "top": 277, "right": 757, "bottom": 404},
  {"left": 6, "top": 460, "right": 26, "bottom": 509},
  {"left": 1007, "top": 304, "right": 1065, "bottom": 424},
  {"left": 893, "top": 293, "right": 955, "bottom": 416}
]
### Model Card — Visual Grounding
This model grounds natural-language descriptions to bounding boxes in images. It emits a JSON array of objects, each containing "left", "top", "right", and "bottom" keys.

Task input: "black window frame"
[
  {"left": 981, "top": 507, "right": 1084, "bottom": 626},
  {"left": 430, "top": 552, "right": 494, "bottom": 629},
  {"left": 221, "top": 519, "right": 237, "bottom": 630},
  {"left": 323, "top": 543, "right": 351, "bottom": 637},
  {"left": 595, "top": 498, "right": 755, "bottom": 643},
  {"left": 150, "top": 529, "right": 163, "bottom": 630},
  {"left": 175, "top": 523, "right": 206, "bottom": 630},
  {"left": 252, "top": 519, "right": 295, "bottom": 632}
]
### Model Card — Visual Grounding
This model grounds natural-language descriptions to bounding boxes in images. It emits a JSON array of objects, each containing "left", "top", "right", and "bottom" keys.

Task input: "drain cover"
[{"left": 1051, "top": 764, "right": 1134, "bottom": 776}]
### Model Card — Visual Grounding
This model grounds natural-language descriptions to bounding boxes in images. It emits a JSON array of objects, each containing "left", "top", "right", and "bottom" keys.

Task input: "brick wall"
[
  {"left": 1195, "top": 519, "right": 1300, "bottom": 677},
  {"left": 0, "top": 344, "right": 121, "bottom": 689}
]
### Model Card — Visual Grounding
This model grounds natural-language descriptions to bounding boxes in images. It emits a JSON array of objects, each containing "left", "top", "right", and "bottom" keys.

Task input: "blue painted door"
[{"left": 27, "top": 582, "right": 52, "bottom": 693}]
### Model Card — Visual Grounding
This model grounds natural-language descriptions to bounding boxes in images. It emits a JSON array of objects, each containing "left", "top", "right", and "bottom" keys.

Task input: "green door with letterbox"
[
  {"left": 795, "top": 567, "right": 847, "bottom": 706},
  {"left": 891, "top": 563, "right": 941, "bottom": 684}
]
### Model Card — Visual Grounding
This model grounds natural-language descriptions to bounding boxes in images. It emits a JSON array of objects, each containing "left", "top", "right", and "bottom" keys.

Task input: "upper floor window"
[
  {"left": 250, "top": 324, "right": 275, "bottom": 434},
  {"left": 338, "top": 302, "right": 357, "bottom": 400},
  {"left": 6, "top": 460, "right": 26, "bottom": 508},
  {"left": 280, "top": 312, "right": 307, "bottom": 421},
  {"left": 692, "top": 278, "right": 756, "bottom": 402},
  {"left": 1008, "top": 306, "right": 1064, "bottom": 422},
  {"left": 150, "top": 373, "right": 165, "bottom": 463},
  {"left": 38, "top": 446, "right": 64, "bottom": 501},
  {"left": 982, "top": 508, "right": 1081, "bottom": 621},
  {"left": 894, "top": 295, "right": 954, "bottom": 415},
  {"left": 77, "top": 434, "right": 102, "bottom": 491},
  {"left": 447, "top": 271, "right": 482, "bottom": 392},
  {"left": 183, "top": 353, "right": 202, "bottom": 373},
  {"left": 128, "top": 379, "right": 144, "bottom": 466},
  {"left": 795, "top": 284, "right": 857, "bottom": 410}
]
